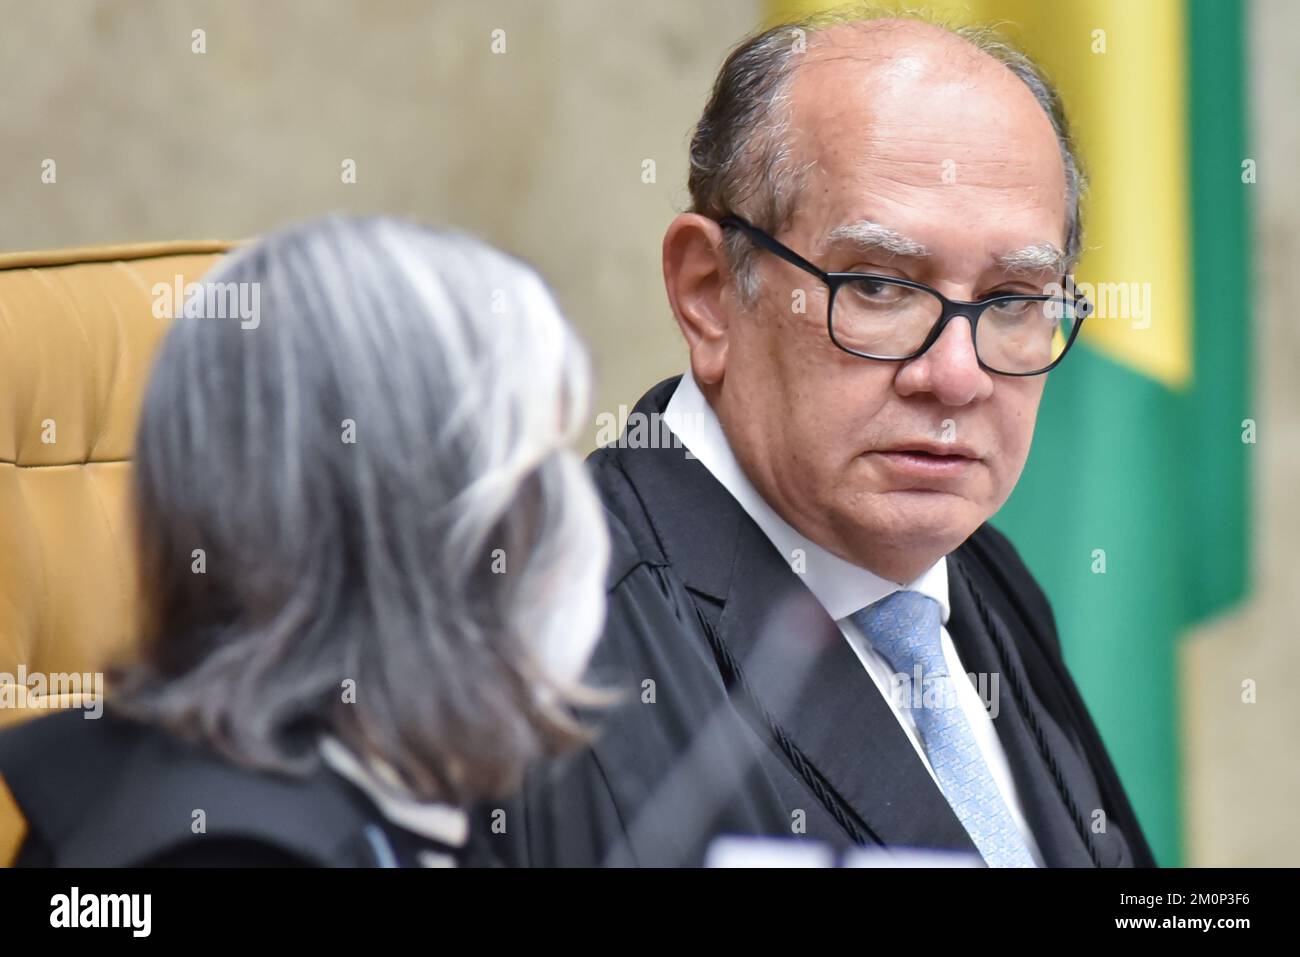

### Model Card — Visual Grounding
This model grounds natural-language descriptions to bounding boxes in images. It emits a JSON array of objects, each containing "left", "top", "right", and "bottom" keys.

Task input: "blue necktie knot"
[{"left": 854, "top": 588, "right": 946, "bottom": 681}]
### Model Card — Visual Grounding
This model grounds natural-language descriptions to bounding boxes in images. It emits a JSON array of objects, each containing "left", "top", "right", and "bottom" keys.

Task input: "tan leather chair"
[{"left": 0, "top": 240, "right": 233, "bottom": 864}]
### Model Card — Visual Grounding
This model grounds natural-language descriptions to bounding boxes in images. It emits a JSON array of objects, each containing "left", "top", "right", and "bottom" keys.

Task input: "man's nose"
[{"left": 893, "top": 315, "right": 995, "bottom": 405}]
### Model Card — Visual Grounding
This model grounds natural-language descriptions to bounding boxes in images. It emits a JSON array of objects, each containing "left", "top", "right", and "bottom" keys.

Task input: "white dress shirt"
[
  {"left": 320, "top": 736, "right": 469, "bottom": 867},
  {"left": 662, "top": 369, "right": 1044, "bottom": 866}
]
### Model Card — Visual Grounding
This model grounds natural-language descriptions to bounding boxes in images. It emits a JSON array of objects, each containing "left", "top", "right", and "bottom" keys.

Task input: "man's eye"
[
  {"left": 849, "top": 279, "right": 908, "bottom": 303},
  {"left": 988, "top": 298, "right": 1036, "bottom": 318}
]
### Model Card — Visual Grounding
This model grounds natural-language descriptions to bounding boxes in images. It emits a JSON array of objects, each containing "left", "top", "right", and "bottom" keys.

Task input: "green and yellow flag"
[{"left": 772, "top": 0, "right": 1252, "bottom": 866}]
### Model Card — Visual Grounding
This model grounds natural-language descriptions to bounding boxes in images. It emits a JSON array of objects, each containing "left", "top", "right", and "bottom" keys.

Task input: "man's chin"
[{"left": 841, "top": 492, "right": 982, "bottom": 554}]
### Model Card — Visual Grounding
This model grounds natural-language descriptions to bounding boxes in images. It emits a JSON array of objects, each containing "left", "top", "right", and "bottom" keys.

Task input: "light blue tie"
[{"left": 850, "top": 589, "right": 1036, "bottom": 868}]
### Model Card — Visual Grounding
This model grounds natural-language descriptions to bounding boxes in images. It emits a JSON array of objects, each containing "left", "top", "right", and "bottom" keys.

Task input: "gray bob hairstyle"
[
  {"left": 688, "top": 6, "right": 1087, "bottom": 299},
  {"left": 116, "top": 214, "right": 611, "bottom": 805}
]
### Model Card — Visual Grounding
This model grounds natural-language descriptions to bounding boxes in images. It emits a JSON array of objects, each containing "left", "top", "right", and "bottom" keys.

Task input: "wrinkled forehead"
[
  {"left": 788, "top": 22, "right": 1062, "bottom": 146},
  {"left": 783, "top": 35, "right": 1069, "bottom": 259}
]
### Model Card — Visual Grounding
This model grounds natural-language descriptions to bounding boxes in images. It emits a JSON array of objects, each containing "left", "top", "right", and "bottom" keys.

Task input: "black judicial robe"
[
  {"left": 474, "top": 376, "right": 1157, "bottom": 868},
  {"left": 0, "top": 708, "right": 495, "bottom": 867}
]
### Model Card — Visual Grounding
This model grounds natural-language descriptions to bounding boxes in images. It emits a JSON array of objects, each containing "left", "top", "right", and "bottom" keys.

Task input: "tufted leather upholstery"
[{"left": 0, "top": 240, "right": 233, "bottom": 865}]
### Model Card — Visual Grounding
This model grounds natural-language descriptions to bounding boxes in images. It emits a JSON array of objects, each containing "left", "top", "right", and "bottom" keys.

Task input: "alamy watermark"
[
  {"left": 50, "top": 887, "right": 150, "bottom": 937},
  {"left": 594, "top": 406, "right": 704, "bottom": 457},
  {"left": 887, "top": 666, "right": 1000, "bottom": 720},
  {"left": 1045, "top": 276, "right": 1154, "bottom": 330},
  {"left": 152, "top": 274, "right": 261, "bottom": 329},
  {"left": 0, "top": 665, "right": 104, "bottom": 719}
]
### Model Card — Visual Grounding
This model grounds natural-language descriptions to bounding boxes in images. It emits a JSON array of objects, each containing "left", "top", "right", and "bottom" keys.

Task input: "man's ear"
[{"left": 662, "top": 213, "right": 732, "bottom": 386}]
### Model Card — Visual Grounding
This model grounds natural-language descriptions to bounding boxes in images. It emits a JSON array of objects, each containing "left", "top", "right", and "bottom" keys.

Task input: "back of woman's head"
[{"left": 118, "top": 214, "right": 610, "bottom": 805}]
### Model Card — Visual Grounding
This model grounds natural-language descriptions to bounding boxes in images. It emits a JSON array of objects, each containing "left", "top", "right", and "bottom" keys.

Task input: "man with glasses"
[{"left": 482, "top": 12, "right": 1154, "bottom": 868}]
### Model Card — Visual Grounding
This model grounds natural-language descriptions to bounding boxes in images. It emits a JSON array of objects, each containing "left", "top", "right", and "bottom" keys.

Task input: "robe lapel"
[
  {"left": 713, "top": 515, "right": 983, "bottom": 857},
  {"left": 946, "top": 548, "right": 1097, "bottom": 866}
]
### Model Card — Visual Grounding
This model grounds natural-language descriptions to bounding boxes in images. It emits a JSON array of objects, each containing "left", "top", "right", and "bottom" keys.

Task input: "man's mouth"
[{"left": 870, "top": 444, "right": 979, "bottom": 479}]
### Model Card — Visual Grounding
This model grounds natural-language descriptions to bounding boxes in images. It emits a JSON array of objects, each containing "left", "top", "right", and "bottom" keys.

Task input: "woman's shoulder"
[{"left": 0, "top": 709, "right": 377, "bottom": 867}]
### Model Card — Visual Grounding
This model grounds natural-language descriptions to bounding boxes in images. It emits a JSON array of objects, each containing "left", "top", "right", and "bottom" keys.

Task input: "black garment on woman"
[{"left": 0, "top": 708, "right": 495, "bottom": 867}]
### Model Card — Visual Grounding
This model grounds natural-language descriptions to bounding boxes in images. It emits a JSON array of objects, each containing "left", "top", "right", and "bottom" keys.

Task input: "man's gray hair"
[
  {"left": 688, "top": 6, "right": 1087, "bottom": 299},
  {"left": 117, "top": 214, "right": 612, "bottom": 805}
]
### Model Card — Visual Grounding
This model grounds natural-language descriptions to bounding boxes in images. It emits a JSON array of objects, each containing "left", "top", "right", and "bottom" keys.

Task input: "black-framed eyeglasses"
[{"left": 718, "top": 214, "right": 1092, "bottom": 377}]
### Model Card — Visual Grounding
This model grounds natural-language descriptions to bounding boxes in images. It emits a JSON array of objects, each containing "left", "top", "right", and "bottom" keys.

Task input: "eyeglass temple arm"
[
  {"left": 717, "top": 215, "right": 830, "bottom": 283},
  {"left": 1061, "top": 277, "right": 1094, "bottom": 317}
]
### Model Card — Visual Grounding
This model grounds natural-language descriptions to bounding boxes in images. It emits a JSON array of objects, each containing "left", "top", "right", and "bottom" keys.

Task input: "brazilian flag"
[{"left": 771, "top": 0, "right": 1252, "bottom": 866}]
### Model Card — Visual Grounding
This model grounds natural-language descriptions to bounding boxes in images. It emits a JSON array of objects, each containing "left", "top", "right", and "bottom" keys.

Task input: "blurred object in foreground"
[{"left": 705, "top": 835, "right": 983, "bottom": 868}]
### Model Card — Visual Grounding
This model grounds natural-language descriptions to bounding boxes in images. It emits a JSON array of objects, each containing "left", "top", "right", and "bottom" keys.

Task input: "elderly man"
[{"left": 482, "top": 13, "right": 1155, "bottom": 867}]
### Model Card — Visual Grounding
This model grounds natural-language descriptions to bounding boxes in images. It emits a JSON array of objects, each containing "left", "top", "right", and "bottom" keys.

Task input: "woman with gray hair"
[{"left": 0, "top": 215, "right": 612, "bottom": 866}]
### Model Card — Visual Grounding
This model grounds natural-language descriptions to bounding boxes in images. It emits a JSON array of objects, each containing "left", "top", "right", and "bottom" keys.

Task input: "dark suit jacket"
[{"left": 477, "top": 376, "right": 1156, "bottom": 868}]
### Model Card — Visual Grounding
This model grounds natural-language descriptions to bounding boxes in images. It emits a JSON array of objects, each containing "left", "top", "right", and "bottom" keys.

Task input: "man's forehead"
[
  {"left": 778, "top": 23, "right": 1070, "bottom": 268},
  {"left": 793, "top": 26, "right": 1007, "bottom": 104},
  {"left": 788, "top": 26, "right": 1058, "bottom": 154},
  {"left": 793, "top": 65, "right": 1043, "bottom": 153}
]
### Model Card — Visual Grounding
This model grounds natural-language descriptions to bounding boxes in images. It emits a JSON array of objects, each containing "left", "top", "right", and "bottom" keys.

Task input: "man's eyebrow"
[
  {"left": 826, "top": 221, "right": 1070, "bottom": 275},
  {"left": 826, "top": 220, "right": 929, "bottom": 259},
  {"left": 995, "top": 243, "right": 1069, "bottom": 276}
]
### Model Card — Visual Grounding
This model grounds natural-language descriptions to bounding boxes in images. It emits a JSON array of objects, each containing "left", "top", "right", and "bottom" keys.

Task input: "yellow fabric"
[
  {"left": 768, "top": 0, "right": 1191, "bottom": 388},
  {"left": 0, "top": 241, "right": 232, "bottom": 861},
  {"left": 0, "top": 773, "right": 24, "bottom": 867}
]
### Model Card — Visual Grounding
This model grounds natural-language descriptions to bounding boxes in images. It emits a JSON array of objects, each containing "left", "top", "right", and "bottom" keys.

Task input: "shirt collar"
[
  {"left": 662, "top": 369, "right": 950, "bottom": 624},
  {"left": 319, "top": 736, "right": 469, "bottom": 848}
]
